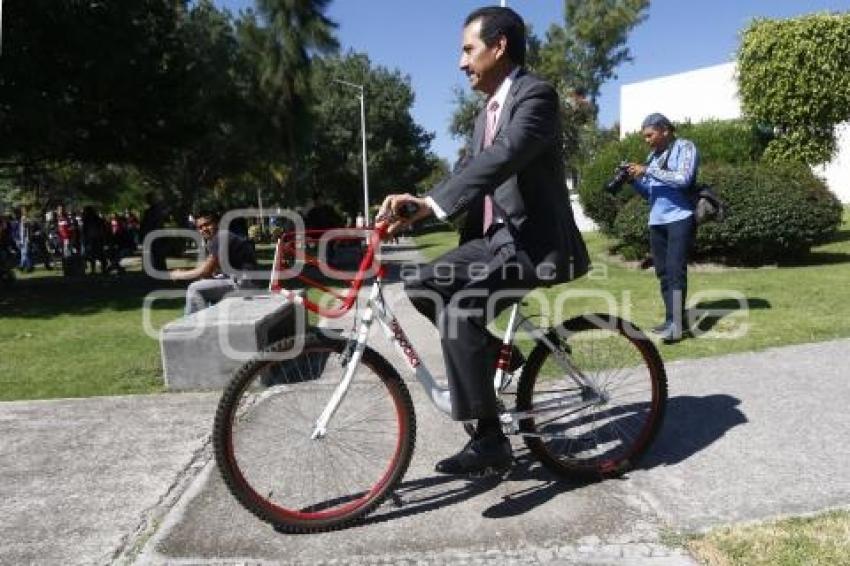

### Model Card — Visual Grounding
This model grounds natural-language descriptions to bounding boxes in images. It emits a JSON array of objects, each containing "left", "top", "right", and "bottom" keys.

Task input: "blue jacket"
[{"left": 631, "top": 138, "right": 699, "bottom": 225}]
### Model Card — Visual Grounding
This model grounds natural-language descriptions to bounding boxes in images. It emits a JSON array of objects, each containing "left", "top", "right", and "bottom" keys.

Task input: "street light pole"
[{"left": 333, "top": 79, "right": 370, "bottom": 226}]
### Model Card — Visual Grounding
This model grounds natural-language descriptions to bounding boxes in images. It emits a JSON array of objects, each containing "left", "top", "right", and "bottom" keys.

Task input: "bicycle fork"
[{"left": 309, "top": 293, "right": 378, "bottom": 440}]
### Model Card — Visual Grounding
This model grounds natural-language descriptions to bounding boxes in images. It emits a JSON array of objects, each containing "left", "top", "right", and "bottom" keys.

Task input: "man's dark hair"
[
  {"left": 464, "top": 6, "right": 526, "bottom": 66},
  {"left": 196, "top": 210, "right": 220, "bottom": 224}
]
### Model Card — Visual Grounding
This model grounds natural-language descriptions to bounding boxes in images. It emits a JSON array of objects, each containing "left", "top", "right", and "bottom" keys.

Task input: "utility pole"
[{"left": 333, "top": 79, "right": 371, "bottom": 226}]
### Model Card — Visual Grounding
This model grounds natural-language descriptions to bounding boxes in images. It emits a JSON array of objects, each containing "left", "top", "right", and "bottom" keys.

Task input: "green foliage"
[
  {"left": 696, "top": 162, "right": 842, "bottom": 262},
  {"left": 0, "top": 0, "right": 343, "bottom": 216},
  {"left": 251, "top": 0, "right": 339, "bottom": 155},
  {"left": 305, "top": 53, "right": 436, "bottom": 215},
  {"left": 676, "top": 120, "right": 772, "bottom": 165},
  {"left": 738, "top": 12, "right": 850, "bottom": 165},
  {"left": 579, "top": 120, "right": 842, "bottom": 263},
  {"left": 610, "top": 196, "right": 649, "bottom": 260},
  {"left": 602, "top": 161, "right": 843, "bottom": 263},
  {"left": 0, "top": 0, "right": 191, "bottom": 165},
  {"left": 557, "top": 0, "right": 650, "bottom": 106}
]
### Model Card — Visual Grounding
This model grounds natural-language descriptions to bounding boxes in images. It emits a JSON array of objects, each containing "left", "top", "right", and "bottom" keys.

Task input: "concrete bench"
[{"left": 160, "top": 293, "right": 303, "bottom": 391}]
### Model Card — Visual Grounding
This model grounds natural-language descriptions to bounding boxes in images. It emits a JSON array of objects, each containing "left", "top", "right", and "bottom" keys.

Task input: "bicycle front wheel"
[
  {"left": 516, "top": 314, "right": 666, "bottom": 480},
  {"left": 213, "top": 332, "right": 416, "bottom": 533}
]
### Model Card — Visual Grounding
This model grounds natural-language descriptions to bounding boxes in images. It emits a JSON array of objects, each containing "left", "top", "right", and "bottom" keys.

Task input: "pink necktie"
[{"left": 483, "top": 99, "right": 500, "bottom": 234}]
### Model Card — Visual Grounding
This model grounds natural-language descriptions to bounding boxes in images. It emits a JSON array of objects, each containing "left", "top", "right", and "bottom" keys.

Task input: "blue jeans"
[
  {"left": 650, "top": 216, "right": 695, "bottom": 327},
  {"left": 18, "top": 241, "right": 32, "bottom": 271},
  {"left": 184, "top": 277, "right": 239, "bottom": 315}
]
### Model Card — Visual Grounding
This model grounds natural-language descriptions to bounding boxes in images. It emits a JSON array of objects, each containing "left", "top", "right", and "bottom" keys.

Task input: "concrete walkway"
[{"left": 2, "top": 240, "right": 849, "bottom": 565}]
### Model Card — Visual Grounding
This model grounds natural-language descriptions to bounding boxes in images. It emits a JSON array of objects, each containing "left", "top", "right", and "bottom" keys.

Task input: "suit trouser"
[
  {"left": 649, "top": 216, "right": 695, "bottom": 327},
  {"left": 403, "top": 235, "right": 538, "bottom": 421}
]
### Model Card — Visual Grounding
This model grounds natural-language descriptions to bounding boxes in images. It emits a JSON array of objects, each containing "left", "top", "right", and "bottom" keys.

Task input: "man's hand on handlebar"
[{"left": 377, "top": 194, "right": 432, "bottom": 238}]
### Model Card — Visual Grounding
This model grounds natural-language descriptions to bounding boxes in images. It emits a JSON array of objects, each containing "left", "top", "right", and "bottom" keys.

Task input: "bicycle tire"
[
  {"left": 516, "top": 313, "right": 666, "bottom": 480},
  {"left": 213, "top": 331, "right": 416, "bottom": 533}
]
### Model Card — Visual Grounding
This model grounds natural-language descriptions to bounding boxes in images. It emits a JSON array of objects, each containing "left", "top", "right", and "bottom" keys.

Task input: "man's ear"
[{"left": 494, "top": 34, "right": 508, "bottom": 59}]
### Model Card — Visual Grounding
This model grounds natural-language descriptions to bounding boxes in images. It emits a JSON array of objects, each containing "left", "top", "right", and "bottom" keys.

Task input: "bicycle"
[{"left": 213, "top": 216, "right": 668, "bottom": 533}]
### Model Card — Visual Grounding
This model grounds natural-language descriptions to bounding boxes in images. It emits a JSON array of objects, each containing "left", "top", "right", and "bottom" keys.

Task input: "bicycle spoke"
[
  {"left": 517, "top": 315, "right": 667, "bottom": 479},
  {"left": 214, "top": 334, "right": 415, "bottom": 532}
]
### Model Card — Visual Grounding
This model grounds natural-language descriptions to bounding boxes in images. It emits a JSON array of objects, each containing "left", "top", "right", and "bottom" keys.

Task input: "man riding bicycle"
[{"left": 379, "top": 6, "right": 589, "bottom": 476}]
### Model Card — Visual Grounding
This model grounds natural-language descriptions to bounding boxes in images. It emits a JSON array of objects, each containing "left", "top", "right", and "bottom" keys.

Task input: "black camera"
[{"left": 604, "top": 161, "right": 631, "bottom": 194}]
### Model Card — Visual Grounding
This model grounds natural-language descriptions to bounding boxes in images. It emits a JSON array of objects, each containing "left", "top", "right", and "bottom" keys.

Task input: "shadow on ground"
[
  {"left": 0, "top": 270, "right": 186, "bottom": 319},
  {"left": 690, "top": 297, "right": 771, "bottom": 336},
  {"left": 302, "top": 393, "right": 748, "bottom": 530}
]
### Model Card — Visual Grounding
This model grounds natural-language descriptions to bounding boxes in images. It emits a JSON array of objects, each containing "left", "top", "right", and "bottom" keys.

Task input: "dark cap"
[{"left": 641, "top": 112, "right": 675, "bottom": 131}]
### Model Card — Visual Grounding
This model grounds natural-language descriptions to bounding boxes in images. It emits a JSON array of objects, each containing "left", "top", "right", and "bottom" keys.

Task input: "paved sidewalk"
[
  {"left": 2, "top": 240, "right": 849, "bottom": 565},
  {"left": 0, "top": 393, "right": 219, "bottom": 565}
]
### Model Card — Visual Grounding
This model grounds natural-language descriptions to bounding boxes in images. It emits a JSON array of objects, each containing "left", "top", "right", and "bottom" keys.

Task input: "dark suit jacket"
[{"left": 428, "top": 70, "right": 590, "bottom": 284}]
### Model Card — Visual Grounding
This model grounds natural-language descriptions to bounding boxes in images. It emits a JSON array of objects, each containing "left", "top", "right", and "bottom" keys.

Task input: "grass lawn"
[
  {"left": 686, "top": 509, "right": 850, "bottom": 565},
  {"left": 414, "top": 207, "right": 850, "bottom": 363},
  {"left": 0, "top": 241, "right": 337, "bottom": 401},
  {"left": 1, "top": 208, "right": 848, "bottom": 401},
  {"left": 0, "top": 264, "right": 182, "bottom": 401}
]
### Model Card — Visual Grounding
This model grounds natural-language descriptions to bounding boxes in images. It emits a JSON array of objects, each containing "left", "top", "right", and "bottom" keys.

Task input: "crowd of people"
[{"left": 0, "top": 204, "right": 140, "bottom": 278}]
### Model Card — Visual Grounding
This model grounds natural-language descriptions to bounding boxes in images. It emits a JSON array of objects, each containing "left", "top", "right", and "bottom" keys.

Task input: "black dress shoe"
[{"left": 435, "top": 433, "right": 512, "bottom": 475}]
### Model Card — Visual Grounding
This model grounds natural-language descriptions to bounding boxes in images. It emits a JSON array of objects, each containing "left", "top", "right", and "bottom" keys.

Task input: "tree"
[
  {"left": 252, "top": 0, "right": 339, "bottom": 156},
  {"left": 305, "top": 53, "right": 436, "bottom": 216},
  {"left": 0, "top": 0, "right": 342, "bottom": 215},
  {"left": 143, "top": 0, "right": 277, "bottom": 215},
  {"left": 547, "top": 0, "right": 649, "bottom": 111},
  {"left": 738, "top": 12, "right": 850, "bottom": 165},
  {"left": 0, "top": 0, "right": 191, "bottom": 168}
]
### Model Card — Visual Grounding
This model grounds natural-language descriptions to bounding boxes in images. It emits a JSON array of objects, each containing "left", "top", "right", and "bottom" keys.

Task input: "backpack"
[
  {"left": 658, "top": 144, "right": 726, "bottom": 225},
  {"left": 691, "top": 183, "right": 725, "bottom": 224}
]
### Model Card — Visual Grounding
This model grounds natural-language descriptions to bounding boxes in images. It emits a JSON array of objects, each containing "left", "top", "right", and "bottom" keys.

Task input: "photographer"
[{"left": 624, "top": 113, "right": 699, "bottom": 343}]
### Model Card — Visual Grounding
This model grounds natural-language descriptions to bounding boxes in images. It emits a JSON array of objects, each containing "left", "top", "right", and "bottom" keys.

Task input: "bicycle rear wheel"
[
  {"left": 213, "top": 331, "right": 416, "bottom": 533},
  {"left": 516, "top": 314, "right": 666, "bottom": 480}
]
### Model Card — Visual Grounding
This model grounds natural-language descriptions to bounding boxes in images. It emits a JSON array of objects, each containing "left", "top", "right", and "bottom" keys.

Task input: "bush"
[
  {"left": 611, "top": 197, "right": 650, "bottom": 260},
  {"left": 578, "top": 119, "right": 768, "bottom": 234},
  {"left": 738, "top": 12, "right": 850, "bottom": 165},
  {"left": 696, "top": 162, "right": 842, "bottom": 262},
  {"left": 606, "top": 162, "right": 843, "bottom": 263}
]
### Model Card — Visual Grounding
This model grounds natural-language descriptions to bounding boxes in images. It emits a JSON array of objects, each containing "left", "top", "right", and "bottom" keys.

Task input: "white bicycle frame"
[{"left": 309, "top": 276, "right": 603, "bottom": 441}]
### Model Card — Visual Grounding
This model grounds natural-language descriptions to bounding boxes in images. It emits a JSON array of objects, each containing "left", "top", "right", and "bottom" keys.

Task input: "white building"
[{"left": 620, "top": 62, "right": 850, "bottom": 203}]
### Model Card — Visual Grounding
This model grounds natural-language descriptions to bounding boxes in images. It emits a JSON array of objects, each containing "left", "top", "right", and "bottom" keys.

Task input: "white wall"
[
  {"left": 813, "top": 122, "right": 850, "bottom": 204},
  {"left": 620, "top": 62, "right": 850, "bottom": 202},
  {"left": 620, "top": 62, "right": 741, "bottom": 135}
]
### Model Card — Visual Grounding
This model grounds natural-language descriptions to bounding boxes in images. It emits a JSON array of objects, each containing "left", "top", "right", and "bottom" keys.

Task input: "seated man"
[{"left": 170, "top": 211, "right": 258, "bottom": 315}]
